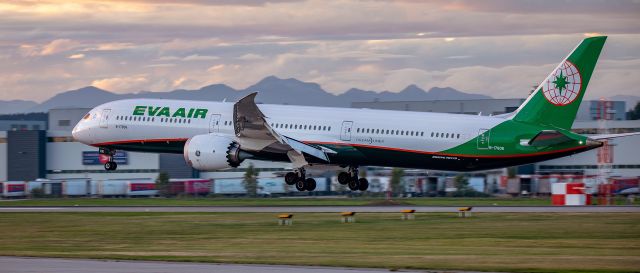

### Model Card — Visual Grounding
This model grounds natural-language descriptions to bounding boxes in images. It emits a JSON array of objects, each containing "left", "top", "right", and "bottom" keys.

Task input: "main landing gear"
[
  {"left": 338, "top": 166, "right": 368, "bottom": 191},
  {"left": 285, "top": 168, "right": 316, "bottom": 192},
  {"left": 100, "top": 147, "right": 118, "bottom": 171}
]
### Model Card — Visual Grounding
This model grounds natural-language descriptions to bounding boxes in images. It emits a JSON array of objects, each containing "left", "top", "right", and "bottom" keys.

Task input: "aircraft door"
[
  {"left": 99, "top": 109, "right": 111, "bottom": 128},
  {"left": 340, "top": 121, "right": 353, "bottom": 141},
  {"left": 209, "top": 114, "right": 221, "bottom": 133}
]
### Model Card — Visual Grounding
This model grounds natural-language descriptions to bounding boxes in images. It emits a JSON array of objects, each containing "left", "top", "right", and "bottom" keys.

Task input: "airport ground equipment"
[
  {"left": 340, "top": 211, "right": 356, "bottom": 223},
  {"left": 401, "top": 209, "right": 416, "bottom": 220},
  {"left": 458, "top": 207, "right": 473, "bottom": 217},
  {"left": 277, "top": 214, "right": 293, "bottom": 226}
]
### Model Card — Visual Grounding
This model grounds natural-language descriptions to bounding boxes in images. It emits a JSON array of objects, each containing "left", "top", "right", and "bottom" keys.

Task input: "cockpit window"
[{"left": 83, "top": 113, "right": 91, "bottom": 120}]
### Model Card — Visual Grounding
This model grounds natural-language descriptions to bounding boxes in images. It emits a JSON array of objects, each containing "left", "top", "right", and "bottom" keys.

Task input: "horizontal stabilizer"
[
  {"left": 589, "top": 132, "right": 640, "bottom": 140},
  {"left": 528, "top": 130, "right": 576, "bottom": 147}
]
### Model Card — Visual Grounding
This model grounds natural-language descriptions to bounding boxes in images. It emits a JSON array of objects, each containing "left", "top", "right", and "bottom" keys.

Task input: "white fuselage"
[{"left": 73, "top": 98, "right": 504, "bottom": 155}]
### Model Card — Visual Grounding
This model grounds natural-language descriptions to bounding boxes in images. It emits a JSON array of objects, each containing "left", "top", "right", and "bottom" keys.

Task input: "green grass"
[
  {"left": 0, "top": 212, "right": 638, "bottom": 272},
  {"left": 0, "top": 196, "right": 558, "bottom": 206}
]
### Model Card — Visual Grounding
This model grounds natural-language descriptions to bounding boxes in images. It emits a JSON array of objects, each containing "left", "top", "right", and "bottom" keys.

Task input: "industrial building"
[{"left": 0, "top": 99, "right": 638, "bottom": 188}]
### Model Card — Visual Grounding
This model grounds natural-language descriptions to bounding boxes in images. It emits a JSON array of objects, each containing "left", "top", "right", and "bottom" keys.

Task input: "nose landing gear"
[
  {"left": 100, "top": 147, "right": 118, "bottom": 171},
  {"left": 104, "top": 161, "right": 118, "bottom": 171}
]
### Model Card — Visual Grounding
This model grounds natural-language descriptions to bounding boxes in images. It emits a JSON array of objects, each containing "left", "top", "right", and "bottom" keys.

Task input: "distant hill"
[
  {"left": 0, "top": 100, "right": 39, "bottom": 114},
  {"left": 29, "top": 86, "right": 121, "bottom": 113},
  {"left": 1, "top": 76, "right": 496, "bottom": 114}
]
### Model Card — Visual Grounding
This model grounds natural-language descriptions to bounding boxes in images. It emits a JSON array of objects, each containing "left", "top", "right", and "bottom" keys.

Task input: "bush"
[{"left": 30, "top": 187, "right": 47, "bottom": 198}]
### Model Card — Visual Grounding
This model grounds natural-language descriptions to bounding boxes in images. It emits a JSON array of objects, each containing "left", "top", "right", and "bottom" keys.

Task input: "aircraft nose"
[{"left": 72, "top": 122, "right": 89, "bottom": 144}]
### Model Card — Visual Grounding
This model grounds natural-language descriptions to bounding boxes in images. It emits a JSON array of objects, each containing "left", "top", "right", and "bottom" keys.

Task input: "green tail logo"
[{"left": 513, "top": 36, "right": 607, "bottom": 130}]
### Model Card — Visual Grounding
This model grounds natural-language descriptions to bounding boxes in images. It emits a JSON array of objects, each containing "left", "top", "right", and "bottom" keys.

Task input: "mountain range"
[
  {"left": 3, "top": 76, "right": 493, "bottom": 114},
  {"left": 2, "top": 76, "right": 638, "bottom": 114}
]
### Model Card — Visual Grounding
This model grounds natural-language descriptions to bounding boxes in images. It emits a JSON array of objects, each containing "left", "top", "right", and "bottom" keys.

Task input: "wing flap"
[
  {"left": 281, "top": 136, "right": 330, "bottom": 162},
  {"left": 233, "top": 92, "right": 331, "bottom": 163}
]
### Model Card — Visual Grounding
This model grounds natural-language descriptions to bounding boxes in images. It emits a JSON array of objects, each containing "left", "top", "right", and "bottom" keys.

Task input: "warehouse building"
[
  {"left": 0, "top": 99, "right": 638, "bottom": 183},
  {"left": 0, "top": 108, "right": 287, "bottom": 182}
]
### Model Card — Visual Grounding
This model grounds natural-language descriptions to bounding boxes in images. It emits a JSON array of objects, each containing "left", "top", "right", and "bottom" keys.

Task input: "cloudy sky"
[{"left": 1, "top": 0, "right": 639, "bottom": 102}]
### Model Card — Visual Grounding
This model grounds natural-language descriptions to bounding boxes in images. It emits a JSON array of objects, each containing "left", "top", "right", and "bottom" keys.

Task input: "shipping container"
[
  {"left": 611, "top": 178, "right": 640, "bottom": 194},
  {"left": 127, "top": 180, "right": 158, "bottom": 196},
  {"left": 257, "top": 178, "right": 286, "bottom": 195},
  {"left": 1, "top": 181, "right": 26, "bottom": 198},
  {"left": 365, "top": 176, "right": 389, "bottom": 193},
  {"left": 213, "top": 179, "right": 246, "bottom": 195},
  {"left": 169, "top": 179, "right": 212, "bottom": 196},
  {"left": 63, "top": 179, "right": 92, "bottom": 196},
  {"left": 43, "top": 181, "right": 63, "bottom": 196},
  {"left": 506, "top": 178, "right": 520, "bottom": 195},
  {"left": 468, "top": 177, "right": 486, "bottom": 193},
  {"left": 537, "top": 178, "right": 551, "bottom": 194},
  {"left": 97, "top": 180, "right": 128, "bottom": 196},
  {"left": 26, "top": 179, "right": 48, "bottom": 195}
]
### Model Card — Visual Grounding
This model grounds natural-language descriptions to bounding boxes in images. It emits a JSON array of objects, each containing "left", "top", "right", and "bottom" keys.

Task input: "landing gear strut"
[
  {"left": 286, "top": 168, "right": 316, "bottom": 192},
  {"left": 339, "top": 166, "right": 368, "bottom": 191},
  {"left": 100, "top": 147, "right": 118, "bottom": 171}
]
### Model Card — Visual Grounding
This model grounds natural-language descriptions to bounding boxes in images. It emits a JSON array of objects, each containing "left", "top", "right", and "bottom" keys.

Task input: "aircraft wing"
[
  {"left": 233, "top": 92, "right": 332, "bottom": 162},
  {"left": 588, "top": 132, "right": 640, "bottom": 140}
]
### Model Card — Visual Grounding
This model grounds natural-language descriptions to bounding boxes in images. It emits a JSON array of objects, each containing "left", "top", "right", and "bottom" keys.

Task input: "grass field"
[
  {"left": 0, "top": 197, "right": 557, "bottom": 206},
  {"left": 0, "top": 196, "right": 636, "bottom": 207},
  {"left": 0, "top": 212, "right": 638, "bottom": 272}
]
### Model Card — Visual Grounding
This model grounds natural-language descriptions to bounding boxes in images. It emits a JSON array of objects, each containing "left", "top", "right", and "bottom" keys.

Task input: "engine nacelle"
[{"left": 183, "top": 134, "right": 245, "bottom": 171}]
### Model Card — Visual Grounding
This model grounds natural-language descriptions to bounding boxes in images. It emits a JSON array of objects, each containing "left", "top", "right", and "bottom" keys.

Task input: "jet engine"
[{"left": 183, "top": 134, "right": 249, "bottom": 171}]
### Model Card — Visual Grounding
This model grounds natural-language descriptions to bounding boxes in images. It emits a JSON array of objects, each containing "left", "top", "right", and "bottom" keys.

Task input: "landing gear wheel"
[
  {"left": 348, "top": 178, "right": 359, "bottom": 191},
  {"left": 295, "top": 179, "right": 306, "bottom": 191},
  {"left": 357, "top": 178, "right": 369, "bottom": 191},
  {"left": 304, "top": 178, "right": 316, "bottom": 191},
  {"left": 104, "top": 161, "right": 117, "bottom": 171},
  {"left": 285, "top": 172, "right": 298, "bottom": 185},
  {"left": 337, "top": 172, "right": 350, "bottom": 185}
]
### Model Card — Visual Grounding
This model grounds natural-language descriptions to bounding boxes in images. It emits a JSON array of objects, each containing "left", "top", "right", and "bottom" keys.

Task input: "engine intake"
[{"left": 183, "top": 134, "right": 249, "bottom": 171}]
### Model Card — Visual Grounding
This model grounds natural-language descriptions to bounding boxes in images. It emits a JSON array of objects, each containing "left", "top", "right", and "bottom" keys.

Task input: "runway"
[
  {"left": 0, "top": 205, "right": 638, "bottom": 213},
  {"left": 0, "top": 256, "right": 493, "bottom": 273}
]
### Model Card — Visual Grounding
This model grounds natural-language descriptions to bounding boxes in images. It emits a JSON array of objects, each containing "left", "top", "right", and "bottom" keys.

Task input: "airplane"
[{"left": 72, "top": 36, "right": 637, "bottom": 192}]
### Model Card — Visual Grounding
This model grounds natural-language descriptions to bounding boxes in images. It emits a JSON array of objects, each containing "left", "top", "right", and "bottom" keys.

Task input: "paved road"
[
  {"left": 0, "top": 206, "right": 638, "bottom": 213},
  {"left": 0, "top": 256, "right": 496, "bottom": 273}
]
